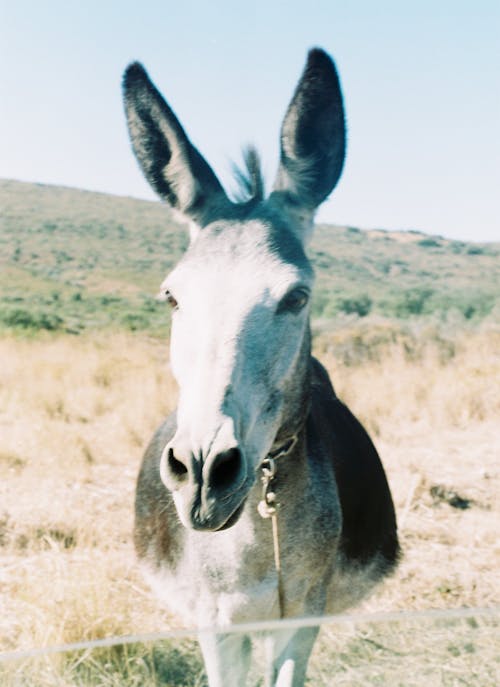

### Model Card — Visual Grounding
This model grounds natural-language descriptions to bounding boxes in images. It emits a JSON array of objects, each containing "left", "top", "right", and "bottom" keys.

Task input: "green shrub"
[
  {"left": 418, "top": 238, "right": 441, "bottom": 248},
  {"left": 338, "top": 294, "right": 372, "bottom": 317},
  {"left": 311, "top": 289, "right": 331, "bottom": 318},
  {"left": 100, "top": 295, "right": 122, "bottom": 306},
  {"left": 466, "top": 245, "right": 486, "bottom": 255},
  {"left": 121, "top": 312, "right": 149, "bottom": 331},
  {"left": 394, "top": 288, "right": 434, "bottom": 317},
  {"left": 1, "top": 308, "right": 64, "bottom": 331}
]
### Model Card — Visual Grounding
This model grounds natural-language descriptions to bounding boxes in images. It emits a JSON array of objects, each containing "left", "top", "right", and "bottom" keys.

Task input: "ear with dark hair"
[
  {"left": 122, "top": 63, "right": 229, "bottom": 227},
  {"left": 271, "top": 49, "right": 346, "bottom": 236}
]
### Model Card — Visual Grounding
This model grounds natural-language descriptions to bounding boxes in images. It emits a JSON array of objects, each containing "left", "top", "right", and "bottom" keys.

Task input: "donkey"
[{"left": 123, "top": 48, "right": 399, "bottom": 687}]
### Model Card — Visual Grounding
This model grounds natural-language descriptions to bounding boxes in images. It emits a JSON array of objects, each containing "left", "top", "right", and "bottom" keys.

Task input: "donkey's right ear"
[{"left": 122, "top": 63, "right": 229, "bottom": 227}]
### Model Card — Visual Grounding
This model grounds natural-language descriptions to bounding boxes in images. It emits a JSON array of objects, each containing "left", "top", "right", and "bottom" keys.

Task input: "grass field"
[
  {"left": 1, "top": 178, "right": 499, "bottom": 684},
  {"left": 1, "top": 179, "right": 499, "bottom": 337},
  {"left": 1, "top": 317, "right": 499, "bottom": 685}
]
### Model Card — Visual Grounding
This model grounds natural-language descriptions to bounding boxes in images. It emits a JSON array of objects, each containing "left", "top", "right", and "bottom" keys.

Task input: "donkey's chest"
[
  {"left": 144, "top": 518, "right": 281, "bottom": 626},
  {"left": 144, "top": 485, "right": 341, "bottom": 627}
]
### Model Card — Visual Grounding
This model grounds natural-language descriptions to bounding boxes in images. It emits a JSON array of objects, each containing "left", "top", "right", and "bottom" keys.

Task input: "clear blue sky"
[{"left": 1, "top": 1, "right": 499, "bottom": 241}]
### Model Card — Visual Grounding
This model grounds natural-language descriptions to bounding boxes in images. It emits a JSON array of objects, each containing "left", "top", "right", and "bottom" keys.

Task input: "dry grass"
[
  {"left": 0, "top": 323, "right": 499, "bottom": 685},
  {"left": 0, "top": 334, "right": 177, "bottom": 652},
  {"left": 316, "top": 320, "right": 500, "bottom": 613}
]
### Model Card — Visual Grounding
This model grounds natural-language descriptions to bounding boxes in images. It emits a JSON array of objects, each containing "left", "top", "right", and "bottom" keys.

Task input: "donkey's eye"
[
  {"left": 164, "top": 290, "right": 179, "bottom": 310},
  {"left": 277, "top": 287, "right": 310, "bottom": 315}
]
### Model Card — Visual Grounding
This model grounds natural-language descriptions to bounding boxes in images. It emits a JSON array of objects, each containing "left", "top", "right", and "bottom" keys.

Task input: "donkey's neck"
[{"left": 271, "top": 326, "right": 312, "bottom": 447}]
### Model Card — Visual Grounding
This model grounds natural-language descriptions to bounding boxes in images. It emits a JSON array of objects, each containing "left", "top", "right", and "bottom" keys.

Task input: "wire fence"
[{"left": 1, "top": 605, "right": 498, "bottom": 663}]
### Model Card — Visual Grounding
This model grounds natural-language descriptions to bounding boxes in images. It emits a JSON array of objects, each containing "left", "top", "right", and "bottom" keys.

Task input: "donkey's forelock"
[{"left": 230, "top": 146, "right": 265, "bottom": 205}]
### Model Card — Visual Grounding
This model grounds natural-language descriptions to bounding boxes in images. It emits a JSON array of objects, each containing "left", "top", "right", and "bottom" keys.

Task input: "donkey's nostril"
[
  {"left": 209, "top": 448, "right": 242, "bottom": 491},
  {"left": 168, "top": 447, "right": 189, "bottom": 480}
]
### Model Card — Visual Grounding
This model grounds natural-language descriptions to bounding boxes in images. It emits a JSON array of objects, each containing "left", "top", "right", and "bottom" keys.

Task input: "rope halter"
[{"left": 257, "top": 433, "right": 299, "bottom": 618}]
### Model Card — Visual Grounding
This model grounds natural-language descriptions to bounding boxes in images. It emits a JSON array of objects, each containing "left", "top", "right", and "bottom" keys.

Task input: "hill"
[{"left": 1, "top": 179, "right": 498, "bottom": 335}]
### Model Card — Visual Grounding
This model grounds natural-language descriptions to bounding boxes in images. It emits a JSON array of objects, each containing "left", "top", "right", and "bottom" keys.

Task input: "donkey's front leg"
[
  {"left": 264, "top": 626, "right": 319, "bottom": 687},
  {"left": 198, "top": 631, "right": 252, "bottom": 687}
]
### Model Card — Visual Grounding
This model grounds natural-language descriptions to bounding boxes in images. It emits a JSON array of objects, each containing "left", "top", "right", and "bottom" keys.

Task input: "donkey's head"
[{"left": 123, "top": 49, "right": 345, "bottom": 531}]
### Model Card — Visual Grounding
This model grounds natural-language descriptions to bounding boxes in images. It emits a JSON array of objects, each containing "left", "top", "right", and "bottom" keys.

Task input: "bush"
[
  {"left": 1, "top": 308, "right": 64, "bottom": 331},
  {"left": 311, "top": 289, "right": 331, "bottom": 318},
  {"left": 394, "top": 288, "right": 434, "bottom": 317},
  {"left": 338, "top": 294, "right": 372, "bottom": 317},
  {"left": 100, "top": 295, "right": 121, "bottom": 306},
  {"left": 121, "top": 312, "right": 149, "bottom": 331},
  {"left": 418, "top": 238, "right": 441, "bottom": 248},
  {"left": 466, "top": 245, "right": 486, "bottom": 255}
]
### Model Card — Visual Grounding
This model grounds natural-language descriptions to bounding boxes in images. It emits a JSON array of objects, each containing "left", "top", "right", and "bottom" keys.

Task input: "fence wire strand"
[{"left": 1, "top": 605, "right": 498, "bottom": 664}]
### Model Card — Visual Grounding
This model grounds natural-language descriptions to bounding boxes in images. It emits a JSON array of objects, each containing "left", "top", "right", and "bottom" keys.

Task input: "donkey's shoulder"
[
  {"left": 309, "top": 357, "right": 400, "bottom": 571},
  {"left": 134, "top": 414, "right": 179, "bottom": 566}
]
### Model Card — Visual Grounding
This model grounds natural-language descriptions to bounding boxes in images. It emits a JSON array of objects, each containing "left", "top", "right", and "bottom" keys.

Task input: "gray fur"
[{"left": 124, "top": 48, "right": 399, "bottom": 687}]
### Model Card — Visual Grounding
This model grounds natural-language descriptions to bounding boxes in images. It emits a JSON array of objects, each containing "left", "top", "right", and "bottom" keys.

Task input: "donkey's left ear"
[{"left": 271, "top": 49, "right": 346, "bottom": 239}]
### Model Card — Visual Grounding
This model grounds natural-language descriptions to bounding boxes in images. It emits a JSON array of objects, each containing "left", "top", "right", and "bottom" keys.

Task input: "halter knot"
[
  {"left": 258, "top": 457, "right": 278, "bottom": 519},
  {"left": 267, "top": 434, "right": 298, "bottom": 461}
]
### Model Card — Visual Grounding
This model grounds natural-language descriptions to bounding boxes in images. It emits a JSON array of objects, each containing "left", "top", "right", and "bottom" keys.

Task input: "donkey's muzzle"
[
  {"left": 159, "top": 438, "right": 250, "bottom": 531},
  {"left": 160, "top": 445, "right": 243, "bottom": 491}
]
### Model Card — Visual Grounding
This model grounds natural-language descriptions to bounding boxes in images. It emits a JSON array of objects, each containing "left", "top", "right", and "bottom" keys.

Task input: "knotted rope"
[{"left": 257, "top": 434, "right": 298, "bottom": 619}]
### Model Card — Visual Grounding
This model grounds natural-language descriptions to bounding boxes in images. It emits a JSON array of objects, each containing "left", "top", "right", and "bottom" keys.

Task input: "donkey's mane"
[{"left": 231, "top": 146, "right": 265, "bottom": 204}]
